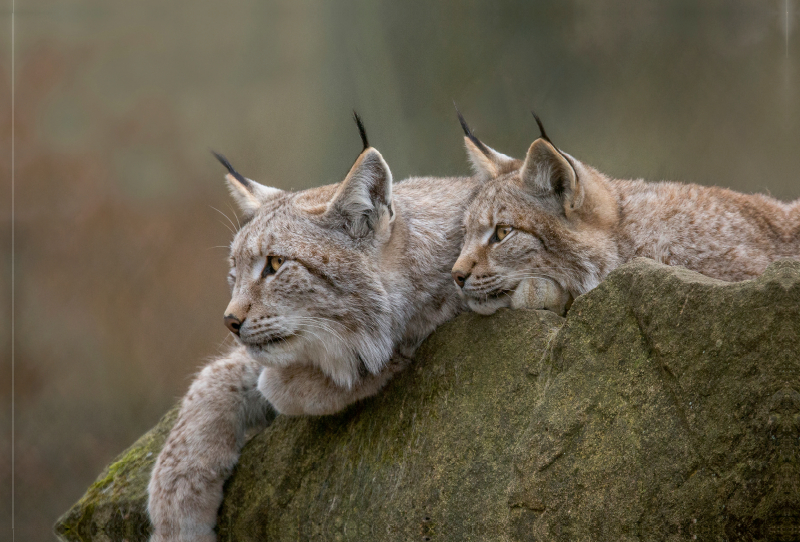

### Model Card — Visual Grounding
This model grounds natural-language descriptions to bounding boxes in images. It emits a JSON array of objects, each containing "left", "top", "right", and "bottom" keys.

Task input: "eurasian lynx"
[
  {"left": 147, "top": 117, "right": 479, "bottom": 541},
  {"left": 451, "top": 113, "right": 799, "bottom": 315}
]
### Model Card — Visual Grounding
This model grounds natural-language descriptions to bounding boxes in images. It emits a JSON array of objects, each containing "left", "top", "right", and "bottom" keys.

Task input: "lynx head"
[
  {"left": 451, "top": 112, "right": 620, "bottom": 315},
  {"left": 218, "top": 115, "right": 398, "bottom": 389}
]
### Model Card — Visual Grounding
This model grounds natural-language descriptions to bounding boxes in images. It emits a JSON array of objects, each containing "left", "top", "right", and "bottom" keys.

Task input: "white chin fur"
[
  {"left": 246, "top": 342, "right": 299, "bottom": 367},
  {"left": 247, "top": 331, "right": 362, "bottom": 389}
]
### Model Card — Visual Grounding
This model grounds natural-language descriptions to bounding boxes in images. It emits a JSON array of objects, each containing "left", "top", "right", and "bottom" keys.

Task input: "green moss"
[
  {"left": 54, "top": 406, "right": 180, "bottom": 541},
  {"left": 89, "top": 445, "right": 145, "bottom": 495},
  {"left": 55, "top": 259, "right": 800, "bottom": 541}
]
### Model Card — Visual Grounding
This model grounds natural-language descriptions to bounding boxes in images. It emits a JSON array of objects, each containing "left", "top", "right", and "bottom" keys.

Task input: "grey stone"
[{"left": 55, "top": 258, "right": 800, "bottom": 541}]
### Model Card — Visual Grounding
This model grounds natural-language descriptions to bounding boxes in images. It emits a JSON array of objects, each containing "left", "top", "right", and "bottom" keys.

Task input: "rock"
[
  {"left": 510, "top": 258, "right": 799, "bottom": 541},
  {"left": 54, "top": 406, "right": 180, "bottom": 542},
  {"left": 55, "top": 258, "right": 800, "bottom": 541}
]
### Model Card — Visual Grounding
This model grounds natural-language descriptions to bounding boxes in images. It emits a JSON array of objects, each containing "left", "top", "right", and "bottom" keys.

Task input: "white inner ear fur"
[
  {"left": 225, "top": 173, "right": 283, "bottom": 214},
  {"left": 463, "top": 137, "right": 517, "bottom": 181},
  {"left": 521, "top": 139, "right": 582, "bottom": 209},
  {"left": 328, "top": 148, "right": 394, "bottom": 238}
]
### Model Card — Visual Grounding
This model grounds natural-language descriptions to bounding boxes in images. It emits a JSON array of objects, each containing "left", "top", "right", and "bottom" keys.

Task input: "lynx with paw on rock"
[
  {"left": 147, "top": 116, "right": 480, "bottom": 541},
  {"left": 451, "top": 111, "right": 798, "bottom": 315}
]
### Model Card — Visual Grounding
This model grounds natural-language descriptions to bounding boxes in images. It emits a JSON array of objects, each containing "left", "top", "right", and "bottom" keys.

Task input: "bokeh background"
[{"left": 3, "top": 0, "right": 799, "bottom": 540}]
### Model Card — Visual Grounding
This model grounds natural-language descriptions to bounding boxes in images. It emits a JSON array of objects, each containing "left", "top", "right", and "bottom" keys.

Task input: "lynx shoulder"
[
  {"left": 451, "top": 113, "right": 797, "bottom": 315},
  {"left": 147, "top": 119, "right": 478, "bottom": 542}
]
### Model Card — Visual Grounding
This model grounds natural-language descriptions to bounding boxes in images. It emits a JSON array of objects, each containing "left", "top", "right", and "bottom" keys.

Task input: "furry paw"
[
  {"left": 148, "top": 458, "right": 224, "bottom": 542},
  {"left": 511, "top": 277, "right": 572, "bottom": 315}
]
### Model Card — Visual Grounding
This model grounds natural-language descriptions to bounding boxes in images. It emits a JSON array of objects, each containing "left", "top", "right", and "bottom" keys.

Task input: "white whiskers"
[{"left": 209, "top": 205, "right": 238, "bottom": 235}]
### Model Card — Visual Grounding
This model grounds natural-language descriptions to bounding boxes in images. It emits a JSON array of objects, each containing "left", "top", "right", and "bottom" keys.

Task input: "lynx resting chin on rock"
[
  {"left": 147, "top": 116, "right": 480, "bottom": 542},
  {"left": 451, "top": 112, "right": 799, "bottom": 316}
]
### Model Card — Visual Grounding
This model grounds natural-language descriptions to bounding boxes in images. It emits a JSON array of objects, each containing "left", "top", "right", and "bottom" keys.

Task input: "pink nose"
[
  {"left": 224, "top": 314, "right": 243, "bottom": 335},
  {"left": 452, "top": 269, "right": 468, "bottom": 288}
]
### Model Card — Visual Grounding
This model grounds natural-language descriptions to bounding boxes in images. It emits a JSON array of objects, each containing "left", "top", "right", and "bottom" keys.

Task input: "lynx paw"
[
  {"left": 511, "top": 277, "right": 572, "bottom": 316},
  {"left": 148, "top": 458, "right": 222, "bottom": 542}
]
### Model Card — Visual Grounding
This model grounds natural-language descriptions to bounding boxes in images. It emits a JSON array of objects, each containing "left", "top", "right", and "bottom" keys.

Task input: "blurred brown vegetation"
[{"left": 3, "top": 1, "right": 799, "bottom": 540}]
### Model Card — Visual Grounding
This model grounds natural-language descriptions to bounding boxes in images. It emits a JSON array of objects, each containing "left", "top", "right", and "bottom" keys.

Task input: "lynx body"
[
  {"left": 148, "top": 131, "right": 478, "bottom": 541},
  {"left": 452, "top": 117, "right": 799, "bottom": 315}
]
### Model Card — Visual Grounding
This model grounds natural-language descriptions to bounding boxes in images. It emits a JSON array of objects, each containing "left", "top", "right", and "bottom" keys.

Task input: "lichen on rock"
[
  {"left": 55, "top": 406, "right": 180, "bottom": 542},
  {"left": 55, "top": 258, "right": 800, "bottom": 541}
]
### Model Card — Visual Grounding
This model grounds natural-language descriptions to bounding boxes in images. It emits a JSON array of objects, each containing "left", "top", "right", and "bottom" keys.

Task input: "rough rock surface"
[{"left": 55, "top": 258, "right": 800, "bottom": 541}]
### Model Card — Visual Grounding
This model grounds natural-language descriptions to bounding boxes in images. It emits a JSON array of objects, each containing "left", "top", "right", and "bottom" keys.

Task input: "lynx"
[
  {"left": 147, "top": 116, "right": 479, "bottom": 542},
  {"left": 451, "top": 113, "right": 799, "bottom": 315}
]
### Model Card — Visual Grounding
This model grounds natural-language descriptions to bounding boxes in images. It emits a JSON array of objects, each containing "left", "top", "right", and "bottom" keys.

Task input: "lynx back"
[{"left": 452, "top": 113, "right": 797, "bottom": 315}]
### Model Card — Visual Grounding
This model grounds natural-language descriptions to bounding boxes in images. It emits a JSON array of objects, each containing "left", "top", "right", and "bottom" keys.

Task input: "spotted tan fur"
[
  {"left": 148, "top": 140, "right": 479, "bottom": 542},
  {"left": 452, "top": 128, "right": 798, "bottom": 315}
]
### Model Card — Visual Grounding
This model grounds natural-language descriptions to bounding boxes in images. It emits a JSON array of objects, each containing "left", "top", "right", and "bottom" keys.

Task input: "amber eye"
[
  {"left": 493, "top": 224, "right": 513, "bottom": 243},
  {"left": 262, "top": 256, "right": 285, "bottom": 277}
]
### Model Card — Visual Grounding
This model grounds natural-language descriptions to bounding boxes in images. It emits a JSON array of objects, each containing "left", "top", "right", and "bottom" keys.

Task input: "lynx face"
[
  {"left": 452, "top": 125, "right": 620, "bottom": 315},
  {"left": 455, "top": 183, "right": 578, "bottom": 315},
  {"left": 221, "top": 148, "right": 397, "bottom": 389},
  {"left": 453, "top": 112, "right": 798, "bottom": 314}
]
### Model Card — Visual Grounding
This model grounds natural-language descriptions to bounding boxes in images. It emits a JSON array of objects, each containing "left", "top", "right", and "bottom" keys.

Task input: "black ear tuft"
[
  {"left": 531, "top": 110, "right": 553, "bottom": 145},
  {"left": 454, "top": 102, "right": 491, "bottom": 156},
  {"left": 527, "top": 113, "right": 580, "bottom": 192},
  {"left": 212, "top": 151, "right": 250, "bottom": 188},
  {"left": 353, "top": 111, "right": 369, "bottom": 151}
]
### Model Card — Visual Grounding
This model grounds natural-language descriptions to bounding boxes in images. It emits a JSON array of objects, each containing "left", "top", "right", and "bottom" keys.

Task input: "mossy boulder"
[{"left": 55, "top": 258, "right": 800, "bottom": 541}]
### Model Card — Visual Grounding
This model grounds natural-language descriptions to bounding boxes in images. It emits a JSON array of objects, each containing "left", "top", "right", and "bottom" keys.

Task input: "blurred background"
[{"left": 2, "top": 0, "right": 799, "bottom": 539}]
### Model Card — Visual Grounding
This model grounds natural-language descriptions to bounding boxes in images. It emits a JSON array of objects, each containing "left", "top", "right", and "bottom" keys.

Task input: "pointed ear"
[
  {"left": 456, "top": 109, "right": 519, "bottom": 180},
  {"left": 225, "top": 174, "right": 283, "bottom": 214},
  {"left": 214, "top": 152, "right": 282, "bottom": 215},
  {"left": 326, "top": 147, "right": 393, "bottom": 238},
  {"left": 520, "top": 139, "right": 583, "bottom": 211},
  {"left": 463, "top": 137, "right": 519, "bottom": 180}
]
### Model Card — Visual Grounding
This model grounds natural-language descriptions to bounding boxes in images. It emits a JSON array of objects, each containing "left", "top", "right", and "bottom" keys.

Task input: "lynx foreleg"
[
  {"left": 148, "top": 348, "right": 272, "bottom": 542},
  {"left": 511, "top": 276, "right": 573, "bottom": 316},
  {"left": 258, "top": 355, "right": 411, "bottom": 416}
]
